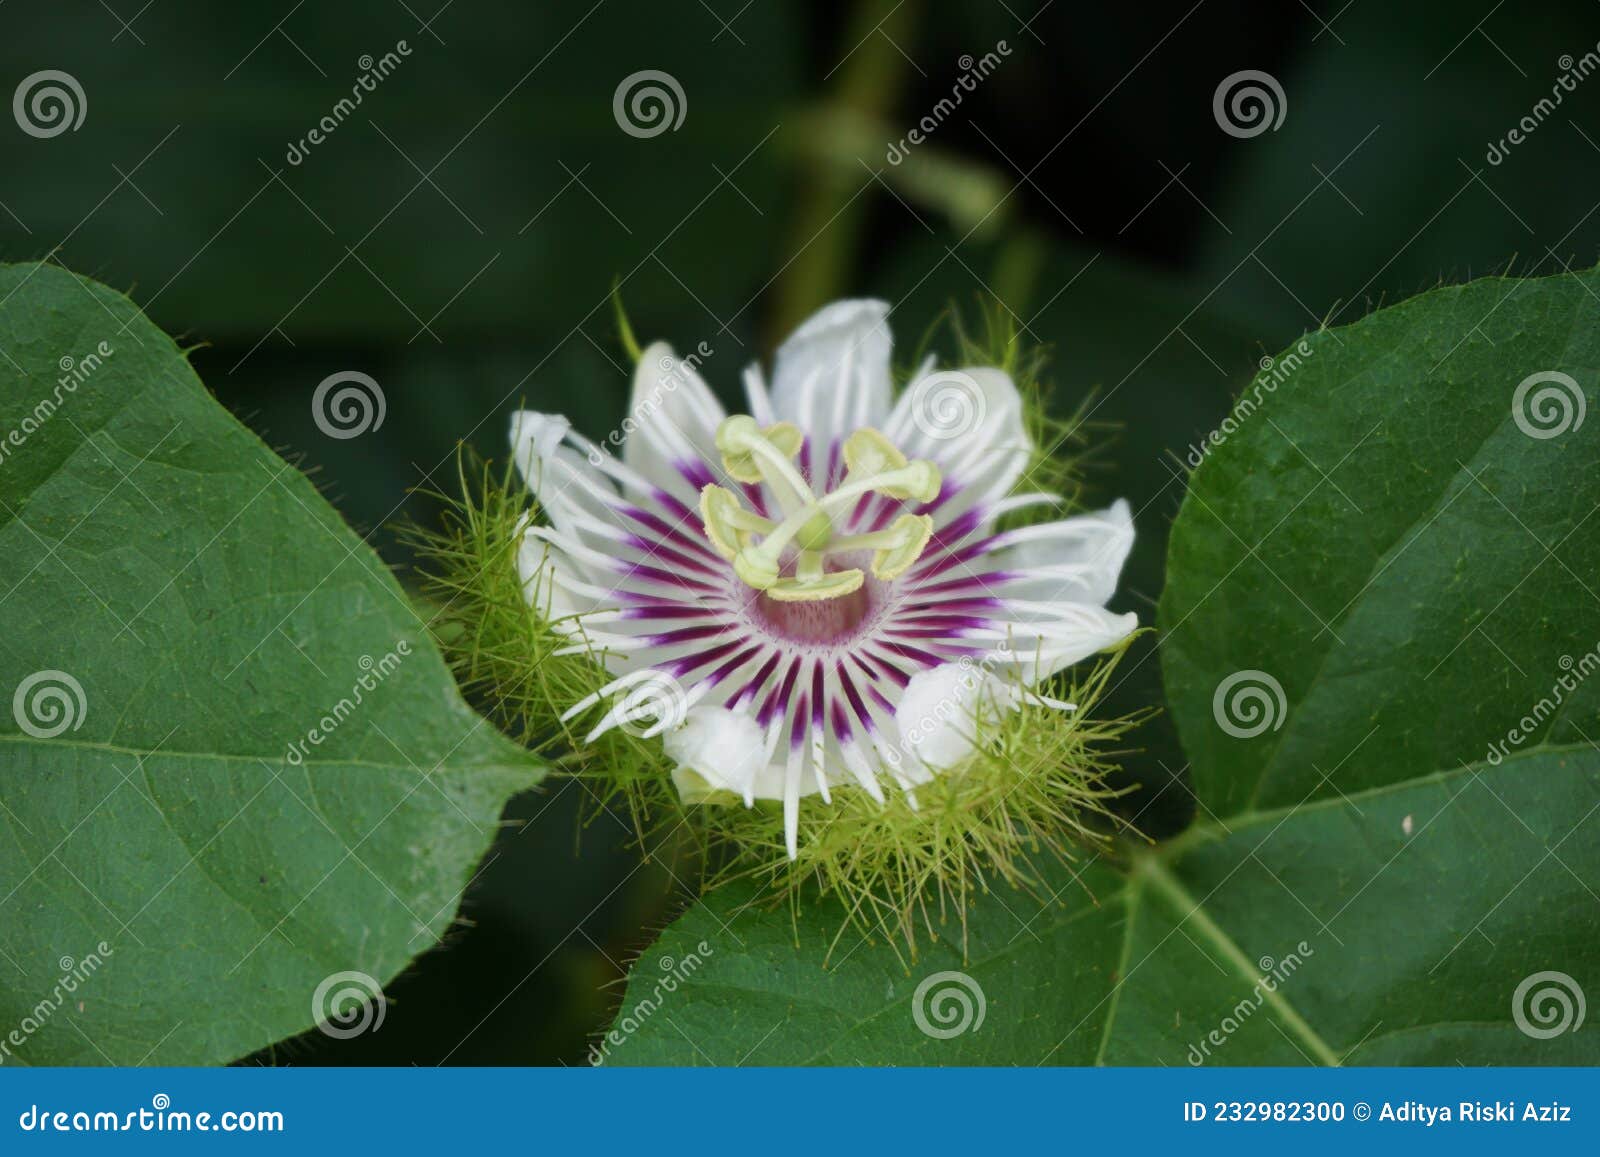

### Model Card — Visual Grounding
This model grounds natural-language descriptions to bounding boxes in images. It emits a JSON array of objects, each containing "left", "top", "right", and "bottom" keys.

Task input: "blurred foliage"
[{"left": 5, "top": 0, "right": 1599, "bottom": 1063}]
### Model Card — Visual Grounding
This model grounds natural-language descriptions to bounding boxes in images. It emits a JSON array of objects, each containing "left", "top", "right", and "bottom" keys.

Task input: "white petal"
[
  {"left": 514, "top": 514, "right": 594, "bottom": 623},
  {"left": 885, "top": 365, "right": 1029, "bottom": 514},
  {"left": 665, "top": 706, "right": 769, "bottom": 803},
  {"left": 510, "top": 408, "right": 568, "bottom": 463},
  {"left": 742, "top": 363, "right": 774, "bottom": 425},
  {"left": 770, "top": 299, "right": 894, "bottom": 446},
  {"left": 989, "top": 606, "right": 1140, "bottom": 682},
  {"left": 894, "top": 662, "right": 1019, "bottom": 776},
  {"left": 621, "top": 341, "right": 726, "bottom": 496},
  {"left": 509, "top": 410, "right": 619, "bottom": 541},
  {"left": 991, "top": 498, "right": 1136, "bottom": 607}
]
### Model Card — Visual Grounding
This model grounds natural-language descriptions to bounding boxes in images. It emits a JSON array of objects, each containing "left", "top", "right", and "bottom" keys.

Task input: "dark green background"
[{"left": 3, "top": 0, "right": 1596, "bottom": 1063}]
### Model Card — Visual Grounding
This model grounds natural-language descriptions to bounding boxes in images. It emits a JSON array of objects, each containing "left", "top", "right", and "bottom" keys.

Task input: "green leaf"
[
  {"left": 594, "top": 859, "right": 1132, "bottom": 1066},
  {"left": 0, "top": 263, "right": 541, "bottom": 1065},
  {"left": 1163, "top": 268, "right": 1600, "bottom": 814},
  {"left": 604, "top": 267, "right": 1600, "bottom": 1065}
]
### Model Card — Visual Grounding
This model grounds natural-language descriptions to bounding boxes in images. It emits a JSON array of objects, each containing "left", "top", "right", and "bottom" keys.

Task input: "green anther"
[
  {"left": 734, "top": 549, "right": 780, "bottom": 590},
  {"left": 716, "top": 416, "right": 767, "bottom": 484},
  {"left": 716, "top": 416, "right": 807, "bottom": 489},
  {"left": 765, "top": 422, "right": 802, "bottom": 458},
  {"left": 701, "top": 484, "right": 770, "bottom": 561},
  {"left": 878, "top": 460, "right": 942, "bottom": 504},
  {"left": 870, "top": 514, "right": 934, "bottom": 580},
  {"left": 843, "top": 427, "right": 907, "bottom": 477}
]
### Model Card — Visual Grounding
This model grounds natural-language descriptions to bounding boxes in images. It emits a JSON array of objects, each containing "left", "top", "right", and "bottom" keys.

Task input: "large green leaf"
[
  {"left": 0, "top": 263, "right": 541, "bottom": 1065},
  {"left": 603, "top": 266, "right": 1600, "bottom": 1065},
  {"left": 1164, "top": 268, "right": 1600, "bottom": 814}
]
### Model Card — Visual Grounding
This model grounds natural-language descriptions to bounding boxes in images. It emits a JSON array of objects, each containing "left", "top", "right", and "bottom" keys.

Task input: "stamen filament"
[
  {"left": 743, "top": 435, "right": 815, "bottom": 505},
  {"left": 815, "top": 462, "right": 940, "bottom": 511}
]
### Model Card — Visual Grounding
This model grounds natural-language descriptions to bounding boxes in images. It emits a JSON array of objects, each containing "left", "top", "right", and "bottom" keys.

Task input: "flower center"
[
  {"left": 700, "top": 419, "right": 941, "bottom": 602},
  {"left": 753, "top": 575, "right": 875, "bottom": 643}
]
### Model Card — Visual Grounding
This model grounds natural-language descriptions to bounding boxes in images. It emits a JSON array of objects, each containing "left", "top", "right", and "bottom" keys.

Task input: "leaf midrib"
[
  {"left": 1179, "top": 740, "right": 1594, "bottom": 856},
  {"left": 643, "top": 740, "right": 1593, "bottom": 1065},
  {"left": 0, "top": 732, "right": 528, "bottom": 775},
  {"left": 1134, "top": 852, "right": 1342, "bottom": 1066},
  {"left": 1089, "top": 741, "right": 1597, "bottom": 1066}
]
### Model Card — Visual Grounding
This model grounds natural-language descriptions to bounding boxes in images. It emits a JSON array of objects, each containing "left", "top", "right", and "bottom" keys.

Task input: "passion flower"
[{"left": 419, "top": 298, "right": 1143, "bottom": 954}]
